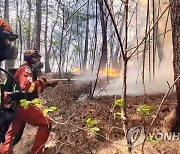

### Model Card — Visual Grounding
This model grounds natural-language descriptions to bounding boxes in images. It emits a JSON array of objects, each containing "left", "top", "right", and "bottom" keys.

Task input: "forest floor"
[{"left": 14, "top": 78, "right": 180, "bottom": 154}]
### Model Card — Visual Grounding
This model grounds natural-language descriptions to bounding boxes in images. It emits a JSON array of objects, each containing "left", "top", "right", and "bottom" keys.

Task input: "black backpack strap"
[
  {"left": 0, "top": 83, "right": 4, "bottom": 109},
  {"left": 3, "top": 68, "right": 18, "bottom": 92}
]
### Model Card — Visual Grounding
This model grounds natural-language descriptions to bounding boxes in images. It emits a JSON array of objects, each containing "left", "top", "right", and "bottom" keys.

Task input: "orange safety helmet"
[
  {"left": 24, "top": 50, "right": 41, "bottom": 61},
  {"left": 0, "top": 18, "right": 18, "bottom": 41},
  {"left": 0, "top": 18, "right": 18, "bottom": 61},
  {"left": 24, "top": 50, "right": 43, "bottom": 69},
  {"left": 0, "top": 19, "right": 12, "bottom": 32}
]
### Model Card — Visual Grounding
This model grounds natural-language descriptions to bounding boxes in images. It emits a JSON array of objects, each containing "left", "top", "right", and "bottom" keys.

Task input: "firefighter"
[
  {"left": 0, "top": 18, "right": 18, "bottom": 143},
  {"left": 1, "top": 50, "right": 58, "bottom": 154}
]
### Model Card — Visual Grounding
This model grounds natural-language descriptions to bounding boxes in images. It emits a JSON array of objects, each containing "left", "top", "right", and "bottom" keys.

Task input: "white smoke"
[
  {"left": 94, "top": 58, "right": 174, "bottom": 96},
  {"left": 93, "top": 0, "right": 174, "bottom": 96}
]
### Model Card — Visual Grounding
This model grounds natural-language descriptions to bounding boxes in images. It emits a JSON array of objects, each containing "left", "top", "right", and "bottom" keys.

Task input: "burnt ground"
[{"left": 13, "top": 81, "right": 180, "bottom": 154}]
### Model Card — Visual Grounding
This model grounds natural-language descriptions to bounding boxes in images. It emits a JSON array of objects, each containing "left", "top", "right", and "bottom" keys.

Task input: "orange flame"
[
  {"left": 100, "top": 67, "right": 122, "bottom": 77},
  {"left": 71, "top": 67, "right": 121, "bottom": 77},
  {"left": 72, "top": 67, "right": 81, "bottom": 73}
]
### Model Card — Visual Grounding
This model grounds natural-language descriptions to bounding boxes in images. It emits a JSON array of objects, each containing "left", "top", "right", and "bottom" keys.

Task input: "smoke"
[
  {"left": 72, "top": 0, "right": 174, "bottom": 96},
  {"left": 94, "top": 28, "right": 174, "bottom": 96},
  {"left": 72, "top": 36, "right": 174, "bottom": 96},
  {"left": 96, "top": 0, "right": 173, "bottom": 96},
  {"left": 94, "top": 54, "right": 174, "bottom": 96},
  {"left": 72, "top": 70, "right": 97, "bottom": 83},
  {"left": 72, "top": 45, "right": 174, "bottom": 96}
]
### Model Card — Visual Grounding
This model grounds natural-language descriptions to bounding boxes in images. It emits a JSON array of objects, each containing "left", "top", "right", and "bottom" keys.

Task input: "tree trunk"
[
  {"left": 58, "top": 7, "right": 65, "bottom": 76},
  {"left": 18, "top": 15, "right": 23, "bottom": 65},
  {"left": 76, "top": 0, "right": 82, "bottom": 69},
  {"left": 0, "top": 2, "right": 3, "bottom": 17},
  {"left": 14, "top": 0, "right": 18, "bottom": 51},
  {"left": 121, "top": 0, "right": 129, "bottom": 135},
  {"left": 170, "top": 0, "right": 180, "bottom": 132},
  {"left": 34, "top": 0, "right": 42, "bottom": 51},
  {"left": 4, "top": 0, "right": 9, "bottom": 23},
  {"left": 98, "top": 0, "right": 107, "bottom": 70},
  {"left": 27, "top": 0, "right": 31, "bottom": 49},
  {"left": 83, "top": 0, "right": 90, "bottom": 70},
  {"left": 18, "top": 0, "right": 23, "bottom": 65},
  {"left": 44, "top": 0, "right": 51, "bottom": 73}
]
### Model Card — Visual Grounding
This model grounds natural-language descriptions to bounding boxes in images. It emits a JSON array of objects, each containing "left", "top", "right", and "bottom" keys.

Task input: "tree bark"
[
  {"left": 34, "top": 0, "right": 42, "bottom": 51},
  {"left": 26, "top": 0, "right": 31, "bottom": 49},
  {"left": 44, "top": 0, "right": 51, "bottom": 73},
  {"left": 83, "top": 0, "right": 90, "bottom": 70},
  {"left": 4, "top": 0, "right": 9, "bottom": 23},
  {"left": 170, "top": 0, "right": 180, "bottom": 132},
  {"left": 18, "top": 15, "right": 23, "bottom": 65},
  {"left": 58, "top": 6, "right": 65, "bottom": 76},
  {"left": 98, "top": 0, "right": 107, "bottom": 70}
]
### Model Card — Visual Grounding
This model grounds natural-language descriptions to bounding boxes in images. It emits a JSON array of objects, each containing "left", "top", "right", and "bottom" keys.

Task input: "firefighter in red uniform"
[
  {"left": 0, "top": 18, "right": 18, "bottom": 146},
  {"left": 1, "top": 50, "right": 57, "bottom": 154}
]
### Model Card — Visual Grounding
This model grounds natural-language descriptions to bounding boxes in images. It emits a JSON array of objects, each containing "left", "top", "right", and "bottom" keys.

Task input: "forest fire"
[
  {"left": 100, "top": 67, "right": 122, "bottom": 77},
  {"left": 71, "top": 67, "right": 121, "bottom": 78},
  {"left": 72, "top": 67, "right": 81, "bottom": 73}
]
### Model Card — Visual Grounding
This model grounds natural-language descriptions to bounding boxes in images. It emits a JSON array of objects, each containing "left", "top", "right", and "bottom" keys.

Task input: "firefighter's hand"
[
  {"left": 46, "top": 80, "right": 58, "bottom": 87},
  {"left": 38, "top": 77, "right": 47, "bottom": 83}
]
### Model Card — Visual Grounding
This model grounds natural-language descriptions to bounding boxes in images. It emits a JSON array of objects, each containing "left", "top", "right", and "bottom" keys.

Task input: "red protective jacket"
[
  {"left": 3, "top": 64, "right": 46, "bottom": 104},
  {"left": 15, "top": 63, "right": 47, "bottom": 95}
]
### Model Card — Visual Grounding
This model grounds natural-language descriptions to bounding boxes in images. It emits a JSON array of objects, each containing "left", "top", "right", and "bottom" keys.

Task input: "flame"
[
  {"left": 100, "top": 67, "right": 122, "bottom": 77},
  {"left": 72, "top": 67, "right": 81, "bottom": 73},
  {"left": 71, "top": 66, "right": 121, "bottom": 77}
]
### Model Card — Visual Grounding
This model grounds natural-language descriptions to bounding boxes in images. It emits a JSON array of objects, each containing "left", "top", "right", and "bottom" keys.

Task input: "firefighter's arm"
[{"left": 38, "top": 77, "right": 58, "bottom": 89}]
